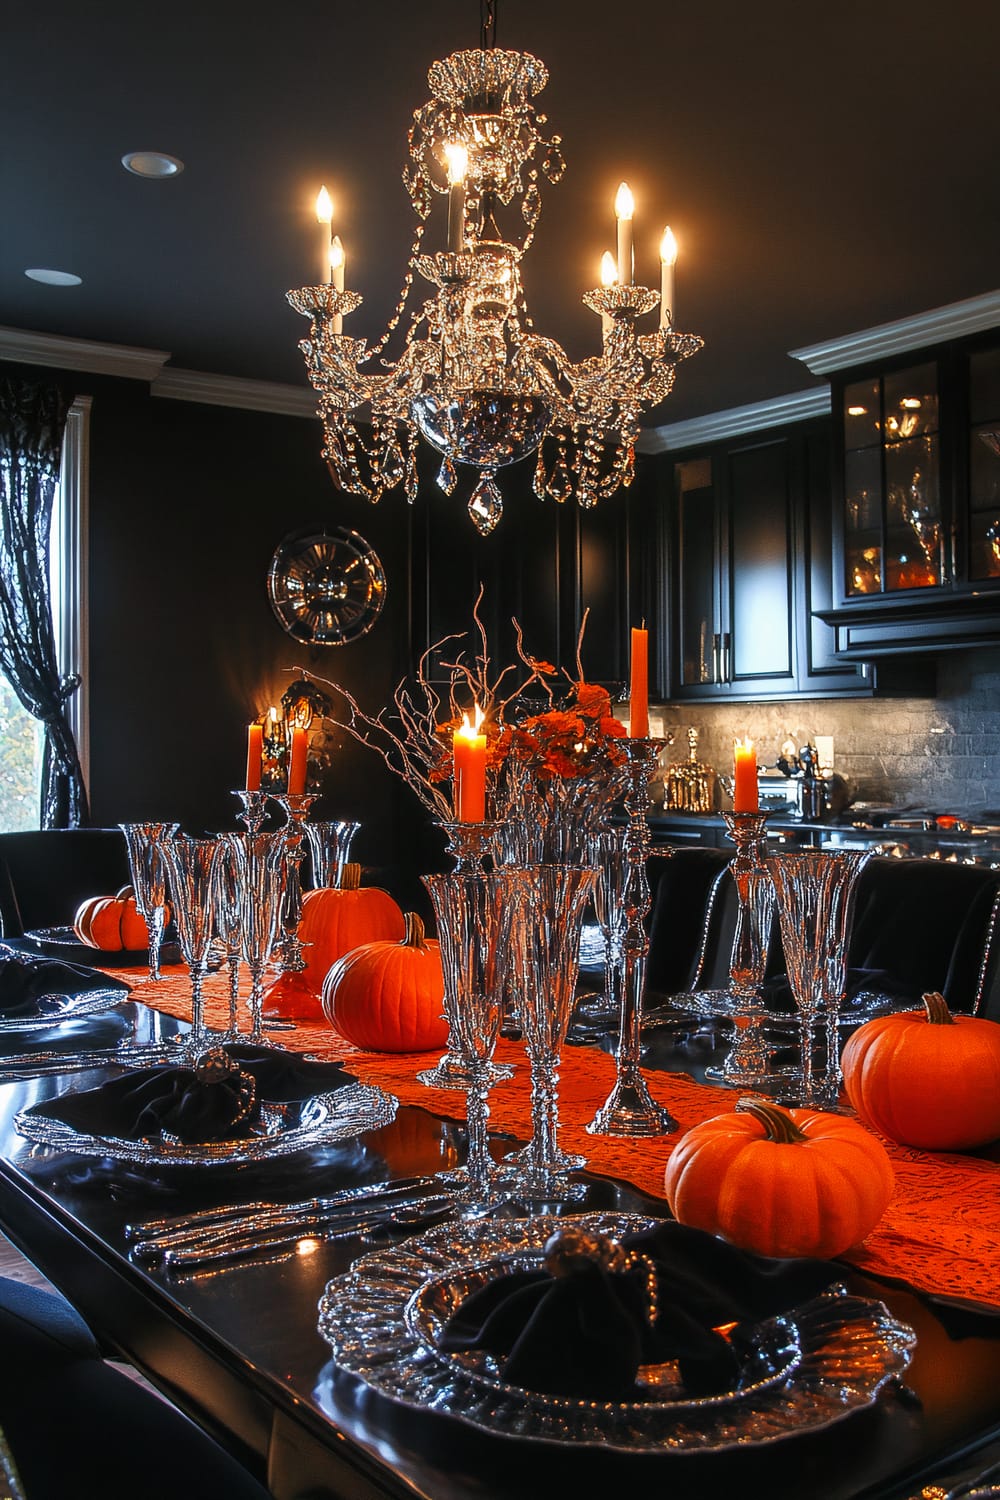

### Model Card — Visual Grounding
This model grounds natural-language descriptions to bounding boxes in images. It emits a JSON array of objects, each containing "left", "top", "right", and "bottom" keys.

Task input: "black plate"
[{"left": 19, "top": 927, "right": 179, "bottom": 969}]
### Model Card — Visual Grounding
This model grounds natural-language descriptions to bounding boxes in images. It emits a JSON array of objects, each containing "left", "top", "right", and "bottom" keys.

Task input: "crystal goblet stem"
[
  {"left": 119, "top": 822, "right": 180, "bottom": 982},
  {"left": 764, "top": 847, "right": 873, "bottom": 1108},
  {"left": 508, "top": 863, "right": 597, "bottom": 1194},
  {"left": 160, "top": 836, "right": 225, "bottom": 1060},
  {"left": 422, "top": 870, "right": 515, "bottom": 1205}
]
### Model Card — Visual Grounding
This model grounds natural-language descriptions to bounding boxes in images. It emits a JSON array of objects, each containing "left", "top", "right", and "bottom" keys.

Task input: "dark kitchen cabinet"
[
  {"left": 820, "top": 332, "right": 1000, "bottom": 658},
  {"left": 664, "top": 425, "right": 870, "bottom": 701},
  {"left": 408, "top": 458, "right": 649, "bottom": 688}
]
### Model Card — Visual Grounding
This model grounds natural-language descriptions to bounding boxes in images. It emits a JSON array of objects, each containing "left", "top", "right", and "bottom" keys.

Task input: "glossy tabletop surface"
[{"left": 0, "top": 998, "right": 998, "bottom": 1500}]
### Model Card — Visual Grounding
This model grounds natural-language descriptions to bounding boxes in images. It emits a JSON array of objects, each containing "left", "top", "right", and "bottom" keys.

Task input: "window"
[{"left": 0, "top": 394, "right": 90, "bottom": 831}]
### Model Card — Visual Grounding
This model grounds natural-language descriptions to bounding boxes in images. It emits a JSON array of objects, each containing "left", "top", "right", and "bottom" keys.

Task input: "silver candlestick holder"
[
  {"left": 269, "top": 793, "right": 318, "bottom": 972},
  {"left": 232, "top": 790, "right": 270, "bottom": 836},
  {"left": 436, "top": 819, "right": 506, "bottom": 873},
  {"left": 703, "top": 810, "right": 778, "bottom": 1088},
  {"left": 587, "top": 738, "right": 677, "bottom": 1138}
]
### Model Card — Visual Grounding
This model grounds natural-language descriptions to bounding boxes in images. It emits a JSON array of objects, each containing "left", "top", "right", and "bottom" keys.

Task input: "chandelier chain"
[{"left": 480, "top": 0, "right": 497, "bottom": 49}]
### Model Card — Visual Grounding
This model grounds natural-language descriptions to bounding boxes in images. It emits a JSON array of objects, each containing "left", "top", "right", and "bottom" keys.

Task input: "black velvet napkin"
[
  {"left": 0, "top": 943, "right": 129, "bottom": 1017},
  {"left": 35, "top": 1044, "right": 351, "bottom": 1144},
  {"left": 439, "top": 1220, "right": 844, "bottom": 1402}
]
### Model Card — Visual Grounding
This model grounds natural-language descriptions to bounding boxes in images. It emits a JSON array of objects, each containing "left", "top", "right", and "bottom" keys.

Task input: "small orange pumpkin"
[
  {"left": 297, "top": 863, "right": 405, "bottom": 996},
  {"left": 73, "top": 886, "right": 155, "bottom": 951},
  {"left": 841, "top": 991, "right": 1000, "bottom": 1151},
  {"left": 663, "top": 1098, "right": 895, "bottom": 1260},
  {"left": 322, "top": 912, "right": 447, "bottom": 1052}
]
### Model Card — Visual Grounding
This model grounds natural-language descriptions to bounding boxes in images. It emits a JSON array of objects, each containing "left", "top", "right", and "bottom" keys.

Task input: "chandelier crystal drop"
[{"left": 288, "top": 44, "right": 703, "bottom": 534}]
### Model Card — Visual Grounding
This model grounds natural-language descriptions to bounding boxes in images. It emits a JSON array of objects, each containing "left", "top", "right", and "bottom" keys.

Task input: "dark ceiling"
[{"left": 4, "top": 0, "right": 999, "bottom": 428}]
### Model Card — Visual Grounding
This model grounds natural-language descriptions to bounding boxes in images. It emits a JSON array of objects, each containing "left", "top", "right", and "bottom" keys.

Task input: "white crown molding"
[
  {"left": 150, "top": 367, "right": 317, "bottom": 418},
  {"left": 639, "top": 387, "right": 831, "bottom": 454},
  {"left": 790, "top": 289, "right": 1000, "bottom": 375},
  {"left": 0, "top": 325, "right": 171, "bottom": 381}
]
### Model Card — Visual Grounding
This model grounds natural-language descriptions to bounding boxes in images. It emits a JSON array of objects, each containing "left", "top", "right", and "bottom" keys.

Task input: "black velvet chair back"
[
  {"left": 0, "top": 829, "right": 131, "bottom": 938},
  {"left": 645, "top": 846, "right": 1000, "bottom": 1018}
]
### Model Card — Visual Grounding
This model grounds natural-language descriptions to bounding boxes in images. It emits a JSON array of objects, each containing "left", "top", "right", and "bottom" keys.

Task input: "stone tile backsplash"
[{"left": 653, "top": 646, "right": 1000, "bottom": 814}]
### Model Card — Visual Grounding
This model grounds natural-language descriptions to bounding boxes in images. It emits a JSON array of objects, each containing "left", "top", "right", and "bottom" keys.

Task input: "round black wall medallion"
[{"left": 267, "top": 526, "right": 386, "bottom": 645}]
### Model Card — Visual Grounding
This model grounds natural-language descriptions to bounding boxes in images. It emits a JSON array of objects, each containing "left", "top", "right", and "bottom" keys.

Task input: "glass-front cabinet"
[
  {"left": 969, "top": 344, "right": 1000, "bottom": 583},
  {"left": 823, "top": 329, "right": 1000, "bottom": 656},
  {"left": 843, "top": 361, "right": 943, "bottom": 596}
]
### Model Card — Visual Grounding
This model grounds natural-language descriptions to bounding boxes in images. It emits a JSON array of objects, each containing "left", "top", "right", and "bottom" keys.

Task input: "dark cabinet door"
[
  {"left": 666, "top": 425, "right": 871, "bottom": 701},
  {"left": 724, "top": 439, "right": 796, "bottom": 694},
  {"left": 671, "top": 457, "right": 724, "bottom": 697}
]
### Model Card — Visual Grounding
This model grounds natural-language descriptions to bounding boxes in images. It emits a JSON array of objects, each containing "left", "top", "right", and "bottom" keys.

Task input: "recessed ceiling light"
[
  {"left": 121, "top": 151, "right": 184, "bottom": 179},
  {"left": 24, "top": 268, "right": 82, "bottom": 286}
]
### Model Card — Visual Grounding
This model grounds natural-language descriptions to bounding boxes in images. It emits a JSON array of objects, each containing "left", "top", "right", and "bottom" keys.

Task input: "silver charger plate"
[
  {"left": 316, "top": 1212, "right": 915, "bottom": 1453},
  {"left": 15, "top": 1082, "right": 398, "bottom": 1166},
  {"left": 0, "top": 987, "right": 127, "bottom": 1033}
]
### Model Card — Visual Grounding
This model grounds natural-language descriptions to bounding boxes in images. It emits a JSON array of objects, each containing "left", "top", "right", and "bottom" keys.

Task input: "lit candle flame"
[
  {"left": 444, "top": 142, "right": 469, "bottom": 186},
  {"left": 329, "top": 236, "right": 345, "bottom": 273},
  {"left": 458, "top": 704, "right": 484, "bottom": 737},
  {"left": 659, "top": 226, "right": 678, "bottom": 266},
  {"left": 315, "top": 186, "right": 333, "bottom": 225},
  {"left": 734, "top": 736, "right": 754, "bottom": 753},
  {"left": 615, "top": 181, "right": 634, "bottom": 220},
  {"left": 600, "top": 251, "right": 618, "bottom": 287}
]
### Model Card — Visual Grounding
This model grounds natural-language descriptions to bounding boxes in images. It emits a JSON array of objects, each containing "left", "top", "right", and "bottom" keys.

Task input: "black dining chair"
[
  {"left": 0, "top": 1275, "right": 272, "bottom": 1499},
  {"left": 644, "top": 846, "right": 1000, "bottom": 1017},
  {"left": 0, "top": 829, "right": 132, "bottom": 939}
]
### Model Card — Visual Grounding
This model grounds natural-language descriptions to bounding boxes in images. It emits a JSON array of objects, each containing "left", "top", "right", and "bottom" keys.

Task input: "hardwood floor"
[{"left": 0, "top": 1230, "right": 56, "bottom": 1293}]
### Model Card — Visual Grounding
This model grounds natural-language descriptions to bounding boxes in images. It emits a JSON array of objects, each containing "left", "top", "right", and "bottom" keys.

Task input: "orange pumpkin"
[
  {"left": 841, "top": 991, "right": 1000, "bottom": 1151},
  {"left": 663, "top": 1098, "right": 895, "bottom": 1259},
  {"left": 73, "top": 886, "right": 155, "bottom": 951},
  {"left": 297, "top": 863, "right": 405, "bottom": 996},
  {"left": 322, "top": 912, "right": 447, "bottom": 1052}
]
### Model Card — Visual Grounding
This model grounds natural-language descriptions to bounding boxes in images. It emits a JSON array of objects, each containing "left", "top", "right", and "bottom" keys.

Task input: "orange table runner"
[{"left": 109, "top": 967, "right": 1000, "bottom": 1312}]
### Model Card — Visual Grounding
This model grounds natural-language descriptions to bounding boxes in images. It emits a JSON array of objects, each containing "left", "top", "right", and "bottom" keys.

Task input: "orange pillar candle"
[
  {"left": 629, "top": 626, "right": 649, "bottom": 738},
  {"left": 453, "top": 710, "right": 487, "bottom": 822},
  {"left": 287, "top": 726, "right": 309, "bottom": 796},
  {"left": 733, "top": 737, "right": 758, "bottom": 812},
  {"left": 245, "top": 723, "right": 263, "bottom": 792}
]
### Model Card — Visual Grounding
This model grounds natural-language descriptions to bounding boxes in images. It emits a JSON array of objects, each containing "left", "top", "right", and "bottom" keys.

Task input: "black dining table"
[{"left": 0, "top": 994, "right": 999, "bottom": 1500}]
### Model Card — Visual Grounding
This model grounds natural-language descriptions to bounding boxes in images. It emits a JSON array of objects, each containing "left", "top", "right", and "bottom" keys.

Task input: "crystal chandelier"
[{"left": 287, "top": 13, "right": 702, "bottom": 535}]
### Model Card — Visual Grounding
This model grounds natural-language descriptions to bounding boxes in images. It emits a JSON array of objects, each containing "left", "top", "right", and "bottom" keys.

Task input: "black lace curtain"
[{"left": 0, "top": 376, "right": 88, "bottom": 827}]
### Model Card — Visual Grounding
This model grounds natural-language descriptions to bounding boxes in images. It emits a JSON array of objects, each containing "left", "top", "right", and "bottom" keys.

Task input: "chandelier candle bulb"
[
  {"left": 245, "top": 723, "right": 264, "bottom": 792},
  {"left": 659, "top": 226, "right": 677, "bottom": 331},
  {"left": 629, "top": 626, "right": 649, "bottom": 738},
  {"left": 452, "top": 709, "right": 486, "bottom": 823},
  {"left": 733, "top": 738, "right": 758, "bottom": 812},
  {"left": 329, "top": 235, "right": 345, "bottom": 334},
  {"left": 615, "top": 182, "right": 635, "bottom": 286},
  {"left": 444, "top": 143, "right": 468, "bottom": 255},
  {"left": 288, "top": 726, "right": 310, "bottom": 796},
  {"left": 316, "top": 186, "right": 334, "bottom": 284}
]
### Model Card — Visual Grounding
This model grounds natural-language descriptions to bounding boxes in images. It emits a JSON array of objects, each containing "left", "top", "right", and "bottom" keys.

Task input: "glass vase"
[
  {"left": 303, "top": 819, "right": 361, "bottom": 888},
  {"left": 763, "top": 847, "right": 873, "bottom": 1108}
]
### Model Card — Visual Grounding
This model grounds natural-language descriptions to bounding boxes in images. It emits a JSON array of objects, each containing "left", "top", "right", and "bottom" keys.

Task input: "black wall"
[{"left": 2, "top": 360, "right": 655, "bottom": 913}]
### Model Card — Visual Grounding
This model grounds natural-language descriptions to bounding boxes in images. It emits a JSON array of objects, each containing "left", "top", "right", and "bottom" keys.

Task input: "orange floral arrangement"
[
  {"left": 497, "top": 680, "right": 627, "bottom": 780},
  {"left": 309, "top": 592, "right": 624, "bottom": 816}
]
